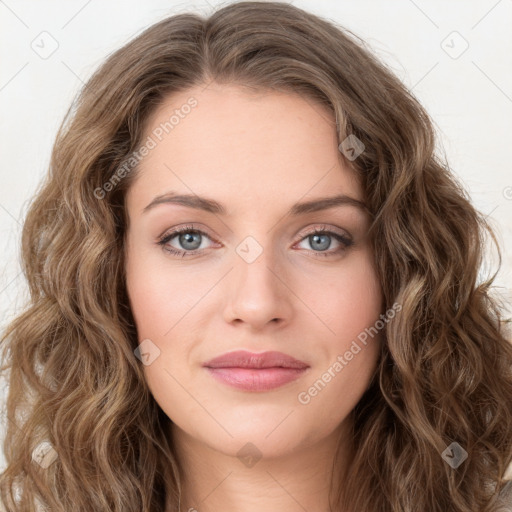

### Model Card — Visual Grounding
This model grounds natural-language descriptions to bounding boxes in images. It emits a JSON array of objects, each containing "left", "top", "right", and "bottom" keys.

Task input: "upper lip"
[{"left": 203, "top": 350, "right": 309, "bottom": 370}]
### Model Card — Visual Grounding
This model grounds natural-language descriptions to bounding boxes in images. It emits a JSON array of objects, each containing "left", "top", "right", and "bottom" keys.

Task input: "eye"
[
  {"left": 156, "top": 224, "right": 217, "bottom": 257},
  {"left": 294, "top": 225, "right": 353, "bottom": 257}
]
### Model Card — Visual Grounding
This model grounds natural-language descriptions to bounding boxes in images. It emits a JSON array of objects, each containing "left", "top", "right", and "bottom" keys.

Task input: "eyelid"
[
  {"left": 294, "top": 224, "right": 352, "bottom": 243},
  {"left": 157, "top": 222, "right": 215, "bottom": 239},
  {"left": 157, "top": 224, "right": 219, "bottom": 249}
]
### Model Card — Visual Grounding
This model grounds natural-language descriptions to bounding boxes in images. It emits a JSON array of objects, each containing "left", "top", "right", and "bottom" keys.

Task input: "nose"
[{"left": 222, "top": 243, "right": 294, "bottom": 331}]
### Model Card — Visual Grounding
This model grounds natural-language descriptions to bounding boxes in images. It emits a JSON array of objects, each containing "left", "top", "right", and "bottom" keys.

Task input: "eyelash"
[{"left": 156, "top": 224, "right": 353, "bottom": 258}]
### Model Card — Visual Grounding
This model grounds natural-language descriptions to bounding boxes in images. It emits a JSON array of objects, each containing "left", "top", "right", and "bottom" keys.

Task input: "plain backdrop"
[{"left": 0, "top": 0, "right": 511, "bottom": 471}]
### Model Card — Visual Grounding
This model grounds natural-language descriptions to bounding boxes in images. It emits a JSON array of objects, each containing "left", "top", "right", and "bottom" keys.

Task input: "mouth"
[{"left": 203, "top": 350, "right": 310, "bottom": 392}]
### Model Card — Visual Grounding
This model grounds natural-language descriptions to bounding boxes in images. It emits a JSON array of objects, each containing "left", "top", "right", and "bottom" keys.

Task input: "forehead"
[{"left": 127, "top": 83, "right": 363, "bottom": 216}]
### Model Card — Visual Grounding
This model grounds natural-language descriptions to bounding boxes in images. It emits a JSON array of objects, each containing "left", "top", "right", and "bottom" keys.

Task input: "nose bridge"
[
  {"left": 236, "top": 234, "right": 279, "bottom": 286},
  {"left": 223, "top": 232, "right": 292, "bottom": 328}
]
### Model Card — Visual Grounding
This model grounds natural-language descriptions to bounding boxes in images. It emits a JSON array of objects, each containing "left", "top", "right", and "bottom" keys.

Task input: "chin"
[{"left": 205, "top": 430, "right": 306, "bottom": 462}]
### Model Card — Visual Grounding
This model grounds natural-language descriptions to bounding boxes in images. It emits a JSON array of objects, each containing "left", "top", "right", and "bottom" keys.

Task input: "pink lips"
[{"left": 203, "top": 350, "right": 310, "bottom": 392}]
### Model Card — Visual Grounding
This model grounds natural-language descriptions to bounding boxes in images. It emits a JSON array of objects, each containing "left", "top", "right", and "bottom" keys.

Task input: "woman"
[{"left": 1, "top": 2, "right": 511, "bottom": 511}]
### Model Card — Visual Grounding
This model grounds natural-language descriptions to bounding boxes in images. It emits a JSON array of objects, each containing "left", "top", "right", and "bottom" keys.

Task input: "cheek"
[
  {"left": 125, "top": 247, "right": 199, "bottom": 337},
  {"left": 294, "top": 263, "right": 383, "bottom": 428},
  {"left": 293, "top": 251, "right": 382, "bottom": 401},
  {"left": 297, "top": 249, "right": 383, "bottom": 341},
  {"left": 296, "top": 337, "right": 380, "bottom": 445}
]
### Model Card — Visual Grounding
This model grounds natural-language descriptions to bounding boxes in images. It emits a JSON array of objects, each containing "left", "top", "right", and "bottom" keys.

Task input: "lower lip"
[{"left": 205, "top": 367, "right": 308, "bottom": 391}]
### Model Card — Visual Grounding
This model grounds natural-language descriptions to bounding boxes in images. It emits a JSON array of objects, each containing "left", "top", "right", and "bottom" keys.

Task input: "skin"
[{"left": 124, "top": 83, "right": 383, "bottom": 512}]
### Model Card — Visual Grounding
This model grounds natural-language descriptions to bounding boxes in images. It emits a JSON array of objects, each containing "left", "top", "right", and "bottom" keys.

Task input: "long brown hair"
[{"left": 1, "top": 2, "right": 511, "bottom": 511}]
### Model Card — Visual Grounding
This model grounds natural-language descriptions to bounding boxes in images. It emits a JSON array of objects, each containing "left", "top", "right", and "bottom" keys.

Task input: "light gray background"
[{"left": 1, "top": 0, "right": 511, "bottom": 473}]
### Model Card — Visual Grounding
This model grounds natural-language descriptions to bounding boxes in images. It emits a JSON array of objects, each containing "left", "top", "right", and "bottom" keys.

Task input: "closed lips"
[{"left": 203, "top": 350, "right": 309, "bottom": 369}]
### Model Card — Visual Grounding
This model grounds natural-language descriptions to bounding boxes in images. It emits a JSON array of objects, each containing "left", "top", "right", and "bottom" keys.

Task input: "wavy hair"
[{"left": 1, "top": 2, "right": 511, "bottom": 511}]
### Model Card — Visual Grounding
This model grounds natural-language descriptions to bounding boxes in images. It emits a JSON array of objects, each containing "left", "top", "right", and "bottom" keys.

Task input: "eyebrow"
[{"left": 142, "top": 191, "right": 371, "bottom": 216}]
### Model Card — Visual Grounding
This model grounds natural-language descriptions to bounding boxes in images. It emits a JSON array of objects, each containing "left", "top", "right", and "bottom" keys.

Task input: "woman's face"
[{"left": 124, "top": 83, "right": 383, "bottom": 460}]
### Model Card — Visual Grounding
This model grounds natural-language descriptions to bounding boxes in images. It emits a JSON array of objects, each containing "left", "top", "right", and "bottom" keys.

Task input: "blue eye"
[
  {"left": 157, "top": 225, "right": 214, "bottom": 257},
  {"left": 295, "top": 228, "right": 353, "bottom": 257},
  {"left": 156, "top": 224, "right": 353, "bottom": 258}
]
